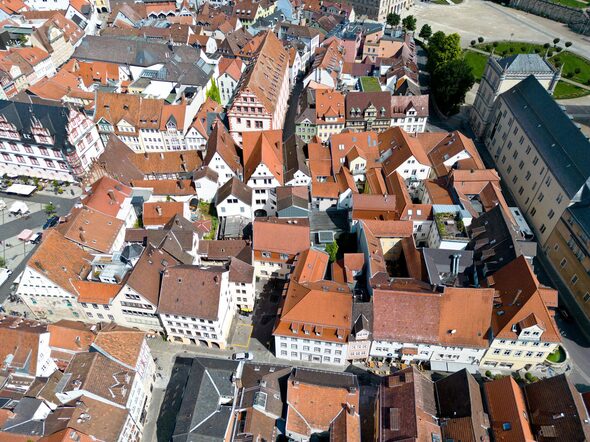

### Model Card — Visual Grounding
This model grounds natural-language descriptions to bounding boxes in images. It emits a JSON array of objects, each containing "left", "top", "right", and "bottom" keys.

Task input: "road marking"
[{"left": 233, "top": 324, "right": 253, "bottom": 348}]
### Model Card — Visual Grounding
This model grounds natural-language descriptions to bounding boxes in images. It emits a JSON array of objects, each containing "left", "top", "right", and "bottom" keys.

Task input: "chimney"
[
  {"left": 450, "top": 254, "right": 461, "bottom": 277},
  {"left": 156, "top": 206, "right": 163, "bottom": 216},
  {"left": 107, "top": 190, "right": 116, "bottom": 202}
]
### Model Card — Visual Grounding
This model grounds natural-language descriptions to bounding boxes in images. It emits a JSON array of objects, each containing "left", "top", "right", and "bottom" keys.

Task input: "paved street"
[
  {"left": 283, "top": 78, "right": 304, "bottom": 140},
  {"left": 414, "top": 0, "right": 590, "bottom": 61},
  {"left": 0, "top": 188, "right": 81, "bottom": 300}
]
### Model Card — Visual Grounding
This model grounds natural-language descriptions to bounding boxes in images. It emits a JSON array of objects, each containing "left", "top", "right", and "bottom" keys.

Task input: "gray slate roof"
[
  {"left": 497, "top": 54, "right": 555, "bottom": 74},
  {"left": 172, "top": 357, "right": 239, "bottom": 442},
  {"left": 499, "top": 76, "right": 590, "bottom": 198}
]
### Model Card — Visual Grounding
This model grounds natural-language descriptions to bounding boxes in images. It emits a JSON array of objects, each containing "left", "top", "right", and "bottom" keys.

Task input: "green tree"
[
  {"left": 477, "top": 36, "right": 484, "bottom": 43},
  {"left": 418, "top": 24, "right": 432, "bottom": 40},
  {"left": 44, "top": 202, "right": 56, "bottom": 215},
  {"left": 402, "top": 15, "right": 417, "bottom": 31},
  {"left": 553, "top": 37, "right": 560, "bottom": 45},
  {"left": 386, "top": 12, "right": 400, "bottom": 27},
  {"left": 427, "top": 31, "right": 462, "bottom": 71},
  {"left": 431, "top": 58, "right": 475, "bottom": 115},
  {"left": 565, "top": 41, "right": 572, "bottom": 48},
  {"left": 206, "top": 79, "right": 221, "bottom": 104},
  {"left": 325, "top": 241, "right": 339, "bottom": 263}
]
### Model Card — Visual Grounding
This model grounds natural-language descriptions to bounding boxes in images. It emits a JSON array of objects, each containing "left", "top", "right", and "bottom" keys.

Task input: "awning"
[
  {"left": 9, "top": 201, "right": 29, "bottom": 214},
  {"left": 5, "top": 184, "right": 36, "bottom": 196},
  {"left": 17, "top": 229, "right": 33, "bottom": 241}
]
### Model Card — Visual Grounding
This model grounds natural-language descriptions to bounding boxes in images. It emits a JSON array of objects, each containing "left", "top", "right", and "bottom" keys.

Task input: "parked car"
[
  {"left": 231, "top": 352, "right": 253, "bottom": 361},
  {"left": 28, "top": 232, "right": 42, "bottom": 244},
  {"left": 43, "top": 216, "right": 59, "bottom": 230}
]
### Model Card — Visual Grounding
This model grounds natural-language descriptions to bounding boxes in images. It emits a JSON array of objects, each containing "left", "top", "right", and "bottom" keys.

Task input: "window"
[
  {"left": 531, "top": 208, "right": 537, "bottom": 217},
  {"left": 560, "top": 258, "right": 567, "bottom": 268},
  {"left": 525, "top": 171, "right": 531, "bottom": 180},
  {"left": 571, "top": 275, "right": 578, "bottom": 285},
  {"left": 548, "top": 209, "right": 554, "bottom": 219},
  {"left": 540, "top": 224, "right": 546, "bottom": 234},
  {"left": 584, "top": 292, "right": 590, "bottom": 303},
  {"left": 262, "top": 251, "right": 271, "bottom": 258}
]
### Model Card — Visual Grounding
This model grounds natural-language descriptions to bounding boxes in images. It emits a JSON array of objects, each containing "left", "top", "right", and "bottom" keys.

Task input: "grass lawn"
[
  {"left": 359, "top": 76, "right": 382, "bottom": 92},
  {"left": 551, "top": 51, "right": 590, "bottom": 84},
  {"left": 553, "top": 81, "right": 590, "bottom": 99},
  {"left": 550, "top": 0, "right": 588, "bottom": 7},
  {"left": 546, "top": 346, "right": 566, "bottom": 363},
  {"left": 463, "top": 50, "right": 488, "bottom": 81},
  {"left": 475, "top": 41, "right": 546, "bottom": 57}
]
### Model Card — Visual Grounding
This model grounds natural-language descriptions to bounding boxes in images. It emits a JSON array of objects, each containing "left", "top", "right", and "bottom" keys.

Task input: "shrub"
[
  {"left": 534, "top": 48, "right": 540, "bottom": 53},
  {"left": 565, "top": 71, "right": 574, "bottom": 78},
  {"left": 520, "top": 46, "right": 526, "bottom": 52},
  {"left": 556, "top": 47, "right": 562, "bottom": 52},
  {"left": 544, "top": 43, "right": 550, "bottom": 49},
  {"left": 575, "top": 67, "right": 581, "bottom": 74},
  {"left": 547, "top": 50, "right": 554, "bottom": 57},
  {"left": 470, "top": 40, "right": 476, "bottom": 46},
  {"left": 565, "top": 41, "right": 572, "bottom": 47},
  {"left": 586, "top": 79, "right": 590, "bottom": 85},
  {"left": 485, "top": 370, "right": 492, "bottom": 378},
  {"left": 525, "top": 372, "right": 534, "bottom": 381},
  {"left": 493, "top": 41, "right": 498, "bottom": 47},
  {"left": 485, "top": 44, "right": 492, "bottom": 52},
  {"left": 501, "top": 50, "right": 508, "bottom": 56},
  {"left": 553, "top": 37, "right": 560, "bottom": 45},
  {"left": 554, "top": 61, "right": 561, "bottom": 67},
  {"left": 478, "top": 36, "right": 484, "bottom": 43},
  {"left": 509, "top": 47, "right": 515, "bottom": 53}
]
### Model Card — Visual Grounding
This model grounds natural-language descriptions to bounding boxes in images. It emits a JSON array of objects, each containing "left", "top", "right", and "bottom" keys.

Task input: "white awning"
[
  {"left": 9, "top": 201, "right": 29, "bottom": 214},
  {"left": 5, "top": 184, "right": 36, "bottom": 196}
]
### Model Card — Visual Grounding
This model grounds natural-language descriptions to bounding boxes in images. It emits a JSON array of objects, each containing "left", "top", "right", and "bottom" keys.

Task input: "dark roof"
[
  {"left": 0, "top": 100, "right": 74, "bottom": 154},
  {"left": 276, "top": 186, "right": 309, "bottom": 213},
  {"left": 524, "top": 374, "right": 590, "bottom": 442},
  {"left": 0, "top": 397, "right": 45, "bottom": 436},
  {"left": 198, "top": 240, "right": 251, "bottom": 262},
  {"left": 435, "top": 369, "right": 489, "bottom": 442},
  {"left": 229, "top": 256, "right": 254, "bottom": 283},
  {"left": 290, "top": 367, "right": 358, "bottom": 390},
  {"left": 351, "top": 301, "right": 372, "bottom": 339},
  {"left": 88, "top": 135, "right": 145, "bottom": 185},
  {"left": 216, "top": 177, "right": 252, "bottom": 206},
  {"left": 422, "top": 248, "right": 474, "bottom": 287},
  {"left": 170, "top": 357, "right": 239, "bottom": 442},
  {"left": 499, "top": 76, "right": 590, "bottom": 198},
  {"left": 158, "top": 265, "right": 227, "bottom": 320},
  {"left": 467, "top": 205, "right": 537, "bottom": 277},
  {"left": 497, "top": 54, "right": 555, "bottom": 74},
  {"left": 345, "top": 91, "right": 392, "bottom": 120},
  {"left": 284, "top": 134, "right": 310, "bottom": 182}
]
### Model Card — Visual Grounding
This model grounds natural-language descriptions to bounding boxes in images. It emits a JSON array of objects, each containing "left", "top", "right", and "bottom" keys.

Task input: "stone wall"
[{"left": 508, "top": 0, "right": 590, "bottom": 36}]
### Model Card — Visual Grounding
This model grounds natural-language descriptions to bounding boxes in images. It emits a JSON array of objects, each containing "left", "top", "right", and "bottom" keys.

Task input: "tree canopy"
[
  {"left": 386, "top": 12, "right": 400, "bottom": 27},
  {"left": 431, "top": 58, "right": 475, "bottom": 115},
  {"left": 419, "top": 24, "right": 432, "bottom": 40},
  {"left": 402, "top": 15, "right": 417, "bottom": 31}
]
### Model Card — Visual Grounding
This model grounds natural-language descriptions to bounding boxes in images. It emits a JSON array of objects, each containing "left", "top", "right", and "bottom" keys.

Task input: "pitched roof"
[
  {"left": 253, "top": 218, "right": 310, "bottom": 255},
  {"left": 235, "top": 31, "right": 289, "bottom": 115},
  {"left": 345, "top": 91, "right": 392, "bottom": 120},
  {"left": 0, "top": 317, "right": 48, "bottom": 376},
  {"left": 499, "top": 76, "right": 590, "bottom": 198},
  {"left": 286, "top": 368, "right": 359, "bottom": 438},
  {"left": 48, "top": 320, "right": 96, "bottom": 353},
  {"left": 71, "top": 281, "right": 122, "bottom": 304},
  {"left": 216, "top": 177, "right": 252, "bottom": 206},
  {"left": 523, "top": 374, "right": 590, "bottom": 442},
  {"left": 158, "top": 265, "right": 227, "bottom": 320},
  {"left": 203, "top": 122, "right": 242, "bottom": 174},
  {"left": 131, "top": 179, "right": 196, "bottom": 196},
  {"left": 56, "top": 206, "right": 124, "bottom": 254},
  {"left": 27, "top": 229, "right": 92, "bottom": 294},
  {"left": 242, "top": 130, "right": 284, "bottom": 184},
  {"left": 92, "top": 323, "right": 146, "bottom": 368},
  {"left": 486, "top": 256, "right": 560, "bottom": 342},
  {"left": 142, "top": 201, "right": 184, "bottom": 227},
  {"left": 80, "top": 176, "right": 132, "bottom": 218},
  {"left": 131, "top": 150, "right": 201, "bottom": 175},
  {"left": 379, "top": 367, "right": 441, "bottom": 441},
  {"left": 290, "top": 248, "right": 329, "bottom": 284},
  {"left": 373, "top": 285, "right": 493, "bottom": 347},
  {"left": 497, "top": 54, "right": 555, "bottom": 74},
  {"left": 484, "top": 376, "right": 534, "bottom": 442},
  {"left": 62, "top": 352, "right": 134, "bottom": 407},
  {"left": 124, "top": 244, "right": 180, "bottom": 306}
]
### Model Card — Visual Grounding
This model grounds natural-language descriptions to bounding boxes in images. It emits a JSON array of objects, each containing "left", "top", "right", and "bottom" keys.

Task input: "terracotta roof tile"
[
  {"left": 71, "top": 281, "right": 121, "bottom": 304},
  {"left": 243, "top": 130, "right": 284, "bottom": 184},
  {"left": 132, "top": 179, "right": 196, "bottom": 196},
  {"left": 27, "top": 229, "right": 92, "bottom": 294},
  {"left": 48, "top": 320, "right": 96, "bottom": 352},
  {"left": 92, "top": 323, "right": 145, "bottom": 368},
  {"left": 81, "top": 176, "right": 132, "bottom": 218},
  {"left": 253, "top": 218, "right": 310, "bottom": 256},
  {"left": 143, "top": 201, "right": 184, "bottom": 227}
]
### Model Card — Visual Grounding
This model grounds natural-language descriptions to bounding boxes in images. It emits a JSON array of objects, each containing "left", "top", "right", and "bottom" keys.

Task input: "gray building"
[{"left": 470, "top": 54, "right": 560, "bottom": 139}]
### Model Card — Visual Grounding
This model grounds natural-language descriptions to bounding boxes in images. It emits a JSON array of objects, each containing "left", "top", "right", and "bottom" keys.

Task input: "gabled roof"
[
  {"left": 242, "top": 130, "right": 284, "bottom": 184},
  {"left": 0, "top": 317, "right": 48, "bottom": 377},
  {"left": 497, "top": 53, "right": 555, "bottom": 74},
  {"left": 27, "top": 229, "right": 92, "bottom": 295},
  {"left": 499, "top": 76, "right": 590, "bottom": 198},
  {"left": 235, "top": 31, "right": 289, "bottom": 115},
  {"left": 486, "top": 256, "right": 560, "bottom": 342},
  {"left": 253, "top": 217, "right": 310, "bottom": 255},
  {"left": 203, "top": 122, "right": 242, "bottom": 174},
  {"left": 216, "top": 177, "right": 252, "bottom": 206},
  {"left": 484, "top": 376, "right": 534, "bottom": 442},
  {"left": 81, "top": 176, "right": 132, "bottom": 218},
  {"left": 56, "top": 206, "right": 124, "bottom": 254},
  {"left": 92, "top": 323, "right": 146, "bottom": 368}
]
